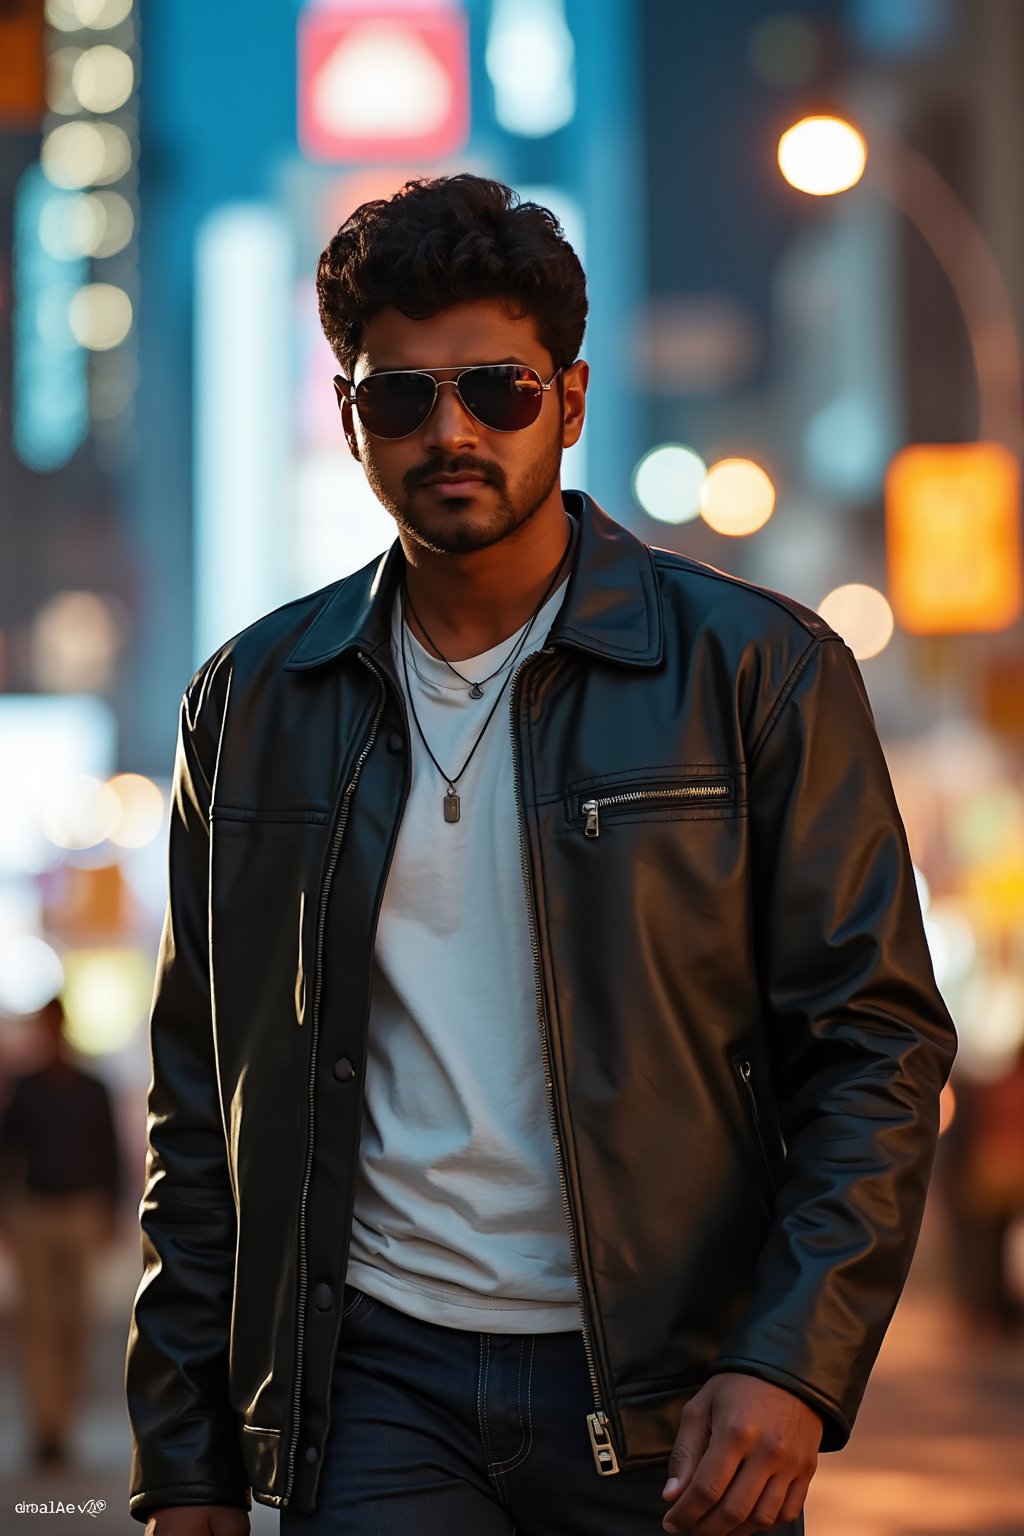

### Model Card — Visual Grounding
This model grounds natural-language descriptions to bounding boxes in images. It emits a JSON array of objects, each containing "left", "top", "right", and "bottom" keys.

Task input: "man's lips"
[{"left": 421, "top": 473, "right": 489, "bottom": 487}]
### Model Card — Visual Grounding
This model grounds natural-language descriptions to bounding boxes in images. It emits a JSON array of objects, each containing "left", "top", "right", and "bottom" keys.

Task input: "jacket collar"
[{"left": 283, "top": 489, "right": 663, "bottom": 671}]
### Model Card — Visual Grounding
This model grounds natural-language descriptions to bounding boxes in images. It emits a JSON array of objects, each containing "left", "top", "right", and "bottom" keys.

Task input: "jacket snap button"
[
  {"left": 333, "top": 1057, "right": 354, "bottom": 1082},
  {"left": 303, "top": 1445, "right": 318, "bottom": 1464},
  {"left": 312, "top": 1282, "right": 334, "bottom": 1311},
  {"left": 386, "top": 731, "right": 403, "bottom": 753}
]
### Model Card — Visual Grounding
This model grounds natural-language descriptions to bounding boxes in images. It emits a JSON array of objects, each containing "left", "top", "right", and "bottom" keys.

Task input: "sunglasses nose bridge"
[{"left": 421, "top": 375, "right": 481, "bottom": 439}]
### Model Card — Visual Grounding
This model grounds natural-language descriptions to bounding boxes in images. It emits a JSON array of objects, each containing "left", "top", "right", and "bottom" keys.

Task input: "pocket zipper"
[
  {"left": 581, "top": 781, "right": 731, "bottom": 838},
  {"left": 734, "top": 1056, "right": 776, "bottom": 1195}
]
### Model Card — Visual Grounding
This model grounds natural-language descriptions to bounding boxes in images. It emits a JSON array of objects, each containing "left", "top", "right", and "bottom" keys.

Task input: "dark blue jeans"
[{"left": 279, "top": 1284, "right": 806, "bottom": 1535}]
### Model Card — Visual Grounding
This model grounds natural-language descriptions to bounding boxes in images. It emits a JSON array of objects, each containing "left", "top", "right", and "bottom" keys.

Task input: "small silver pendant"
[
  {"left": 443, "top": 786, "right": 461, "bottom": 823},
  {"left": 468, "top": 683, "right": 484, "bottom": 698}
]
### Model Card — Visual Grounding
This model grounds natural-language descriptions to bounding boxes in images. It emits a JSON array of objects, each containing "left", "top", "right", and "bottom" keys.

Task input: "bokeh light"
[
  {"left": 41, "top": 119, "right": 131, "bottom": 189},
  {"left": 60, "top": 947, "right": 152, "bottom": 1054},
  {"left": 41, "top": 775, "right": 122, "bottom": 850},
  {"left": 699, "top": 458, "right": 776, "bottom": 536},
  {"left": 72, "top": 45, "right": 134, "bottom": 114},
  {"left": 778, "top": 114, "right": 868, "bottom": 196},
  {"left": 817, "top": 582, "right": 895, "bottom": 659},
  {"left": 632, "top": 444, "right": 707, "bottom": 524},
  {"left": 0, "top": 935, "right": 65, "bottom": 1016},
  {"left": 107, "top": 773, "right": 165, "bottom": 849},
  {"left": 72, "top": 0, "right": 134, "bottom": 30},
  {"left": 68, "top": 282, "right": 133, "bottom": 349},
  {"left": 29, "top": 589, "right": 128, "bottom": 692}
]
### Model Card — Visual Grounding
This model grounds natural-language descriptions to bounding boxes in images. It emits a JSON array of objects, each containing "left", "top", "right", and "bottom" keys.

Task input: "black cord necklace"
[{"left": 399, "top": 518, "right": 575, "bottom": 823}]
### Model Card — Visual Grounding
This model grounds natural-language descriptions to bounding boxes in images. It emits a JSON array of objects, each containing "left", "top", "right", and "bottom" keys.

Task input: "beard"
[{"left": 364, "top": 420, "right": 564, "bottom": 557}]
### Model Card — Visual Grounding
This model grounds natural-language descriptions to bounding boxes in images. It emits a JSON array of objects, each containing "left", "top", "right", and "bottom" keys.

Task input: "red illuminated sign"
[{"left": 298, "top": 7, "right": 470, "bottom": 163}]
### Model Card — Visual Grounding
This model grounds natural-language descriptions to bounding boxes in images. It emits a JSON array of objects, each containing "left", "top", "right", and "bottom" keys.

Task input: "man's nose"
[{"left": 421, "top": 379, "right": 480, "bottom": 453}]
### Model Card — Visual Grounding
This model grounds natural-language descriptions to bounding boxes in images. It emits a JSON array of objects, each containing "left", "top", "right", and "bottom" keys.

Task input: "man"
[
  {"left": 0, "top": 995, "right": 121, "bottom": 1464},
  {"left": 125, "top": 174, "right": 956, "bottom": 1536}
]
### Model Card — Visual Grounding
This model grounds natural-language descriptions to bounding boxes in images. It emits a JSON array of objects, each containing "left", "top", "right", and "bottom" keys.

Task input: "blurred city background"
[{"left": 1, "top": 0, "right": 1023, "bottom": 1531}]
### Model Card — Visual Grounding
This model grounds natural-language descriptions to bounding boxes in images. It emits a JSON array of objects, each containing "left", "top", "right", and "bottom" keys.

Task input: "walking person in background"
[
  {"left": 0, "top": 994, "right": 122, "bottom": 1466},
  {"left": 125, "top": 174, "right": 956, "bottom": 1536}
]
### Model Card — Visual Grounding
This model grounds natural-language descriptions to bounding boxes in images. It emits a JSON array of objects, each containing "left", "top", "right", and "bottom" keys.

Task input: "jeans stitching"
[
  {"left": 490, "top": 1336, "right": 535, "bottom": 1478},
  {"left": 486, "top": 1336, "right": 526, "bottom": 1474},
  {"left": 476, "top": 1333, "right": 490, "bottom": 1471}
]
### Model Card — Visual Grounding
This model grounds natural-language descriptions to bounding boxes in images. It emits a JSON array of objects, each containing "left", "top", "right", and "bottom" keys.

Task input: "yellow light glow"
[
  {"left": 107, "top": 773, "right": 164, "bottom": 848},
  {"left": 41, "top": 119, "right": 130, "bottom": 189},
  {"left": 817, "top": 583, "right": 894, "bottom": 660},
  {"left": 68, "top": 282, "right": 132, "bottom": 350},
  {"left": 60, "top": 948, "right": 151, "bottom": 1055},
  {"left": 777, "top": 115, "right": 867, "bottom": 196},
  {"left": 42, "top": 775, "right": 121, "bottom": 850},
  {"left": 72, "top": 45, "right": 133, "bottom": 113},
  {"left": 699, "top": 458, "right": 776, "bottom": 536}
]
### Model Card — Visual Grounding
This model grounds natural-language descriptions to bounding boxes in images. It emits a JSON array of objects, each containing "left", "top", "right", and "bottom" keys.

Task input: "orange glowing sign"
[
  {"left": 885, "top": 442, "right": 1023, "bottom": 634},
  {"left": 0, "top": 0, "right": 45, "bottom": 127}
]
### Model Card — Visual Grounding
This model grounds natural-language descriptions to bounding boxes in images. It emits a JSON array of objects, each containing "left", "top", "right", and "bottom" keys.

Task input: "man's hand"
[
  {"left": 143, "top": 1506, "right": 249, "bottom": 1536},
  {"left": 661, "top": 1372, "right": 822, "bottom": 1535}
]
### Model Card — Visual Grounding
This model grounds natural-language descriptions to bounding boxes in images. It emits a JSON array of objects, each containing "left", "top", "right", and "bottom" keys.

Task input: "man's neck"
[{"left": 400, "top": 500, "right": 575, "bottom": 663}]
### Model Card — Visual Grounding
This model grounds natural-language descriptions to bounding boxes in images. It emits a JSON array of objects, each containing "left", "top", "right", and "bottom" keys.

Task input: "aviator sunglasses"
[{"left": 334, "top": 363, "right": 563, "bottom": 440}]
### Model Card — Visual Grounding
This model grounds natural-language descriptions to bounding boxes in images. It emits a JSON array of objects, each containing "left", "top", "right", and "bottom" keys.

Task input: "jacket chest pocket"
[{"left": 565, "top": 769, "right": 743, "bottom": 839}]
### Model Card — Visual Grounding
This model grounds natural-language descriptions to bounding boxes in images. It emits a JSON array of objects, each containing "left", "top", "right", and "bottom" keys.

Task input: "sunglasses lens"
[
  {"left": 459, "top": 366, "right": 545, "bottom": 431},
  {"left": 355, "top": 372, "right": 436, "bottom": 438}
]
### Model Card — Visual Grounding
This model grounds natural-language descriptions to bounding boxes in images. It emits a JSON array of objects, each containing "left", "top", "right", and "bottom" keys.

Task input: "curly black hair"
[{"left": 316, "top": 173, "right": 588, "bottom": 377}]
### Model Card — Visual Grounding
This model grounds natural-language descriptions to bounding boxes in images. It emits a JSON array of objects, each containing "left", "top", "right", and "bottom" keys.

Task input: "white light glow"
[
  {"left": 72, "top": 45, "right": 133, "bottom": 113},
  {"left": 68, "top": 282, "right": 132, "bottom": 349},
  {"left": 41, "top": 120, "right": 131, "bottom": 190},
  {"left": 817, "top": 582, "right": 894, "bottom": 660},
  {"left": 633, "top": 444, "right": 707, "bottom": 524},
  {"left": 42, "top": 774, "right": 121, "bottom": 850},
  {"left": 72, "top": 0, "right": 133, "bottom": 28},
  {"left": 778, "top": 115, "right": 867, "bottom": 196},
  {"left": 312, "top": 23, "right": 451, "bottom": 138},
  {"left": 486, "top": 0, "right": 576, "bottom": 137},
  {"left": 195, "top": 205, "right": 292, "bottom": 665},
  {"left": 0, "top": 935, "right": 65, "bottom": 1016}
]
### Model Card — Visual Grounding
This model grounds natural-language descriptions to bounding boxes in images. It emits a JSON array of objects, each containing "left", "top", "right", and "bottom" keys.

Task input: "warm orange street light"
[
  {"left": 885, "top": 442, "right": 1023, "bottom": 634},
  {"left": 699, "top": 458, "right": 776, "bottom": 536},
  {"left": 777, "top": 112, "right": 1024, "bottom": 455},
  {"left": 777, "top": 114, "right": 867, "bottom": 196}
]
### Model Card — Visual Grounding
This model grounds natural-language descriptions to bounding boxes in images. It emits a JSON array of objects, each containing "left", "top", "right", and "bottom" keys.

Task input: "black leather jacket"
[{"left": 125, "top": 491, "right": 956, "bottom": 1522}]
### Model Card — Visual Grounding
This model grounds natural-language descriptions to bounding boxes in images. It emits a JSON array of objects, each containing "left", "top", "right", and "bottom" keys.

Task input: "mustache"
[{"left": 405, "top": 460, "right": 505, "bottom": 492}]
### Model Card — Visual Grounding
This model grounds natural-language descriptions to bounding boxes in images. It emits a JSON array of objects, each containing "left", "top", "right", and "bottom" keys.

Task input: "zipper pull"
[
  {"left": 582, "top": 799, "right": 600, "bottom": 838},
  {"left": 587, "top": 1410, "right": 620, "bottom": 1475}
]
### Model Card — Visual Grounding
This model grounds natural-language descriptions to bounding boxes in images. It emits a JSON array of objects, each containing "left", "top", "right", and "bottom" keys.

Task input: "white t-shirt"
[{"left": 345, "top": 529, "right": 582, "bottom": 1332}]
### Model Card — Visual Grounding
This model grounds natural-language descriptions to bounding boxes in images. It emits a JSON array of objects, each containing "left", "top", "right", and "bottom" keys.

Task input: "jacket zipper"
[
  {"left": 285, "top": 653, "right": 387, "bottom": 1501},
  {"left": 510, "top": 646, "right": 620, "bottom": 1477},
  {"left": 581, "top": 781, "right": 731, "bottom": 838},
  {"left": 733, "top": 1056, "right": 776, "bottom": 1197}
]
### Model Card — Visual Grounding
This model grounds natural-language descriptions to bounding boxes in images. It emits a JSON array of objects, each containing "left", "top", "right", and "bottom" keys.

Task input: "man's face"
[{"left": 336, "top": 298, "right": 587, "bottom": 556}]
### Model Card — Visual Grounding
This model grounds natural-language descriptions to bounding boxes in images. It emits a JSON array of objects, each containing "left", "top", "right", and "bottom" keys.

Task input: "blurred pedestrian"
[
  {"left": 0, "top": 994, "right": 122, "bottom": 1466},
  {"left": 941, "top": 1042, "right": 1024, "bottom": 1336}
]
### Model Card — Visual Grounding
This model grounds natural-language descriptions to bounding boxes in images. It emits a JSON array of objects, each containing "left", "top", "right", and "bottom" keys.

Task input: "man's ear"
[{"left": 333, "top": 375, "right": 361, "bottom": 461}]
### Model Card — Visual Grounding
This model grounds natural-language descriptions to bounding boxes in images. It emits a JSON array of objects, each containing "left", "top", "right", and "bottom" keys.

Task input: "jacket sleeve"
[
  {"left": 709, "top": 633, "right": 957, "bottom": 1449},
  {"left": 125, "top": 660, "right": 251, "bottom": 1522}
]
